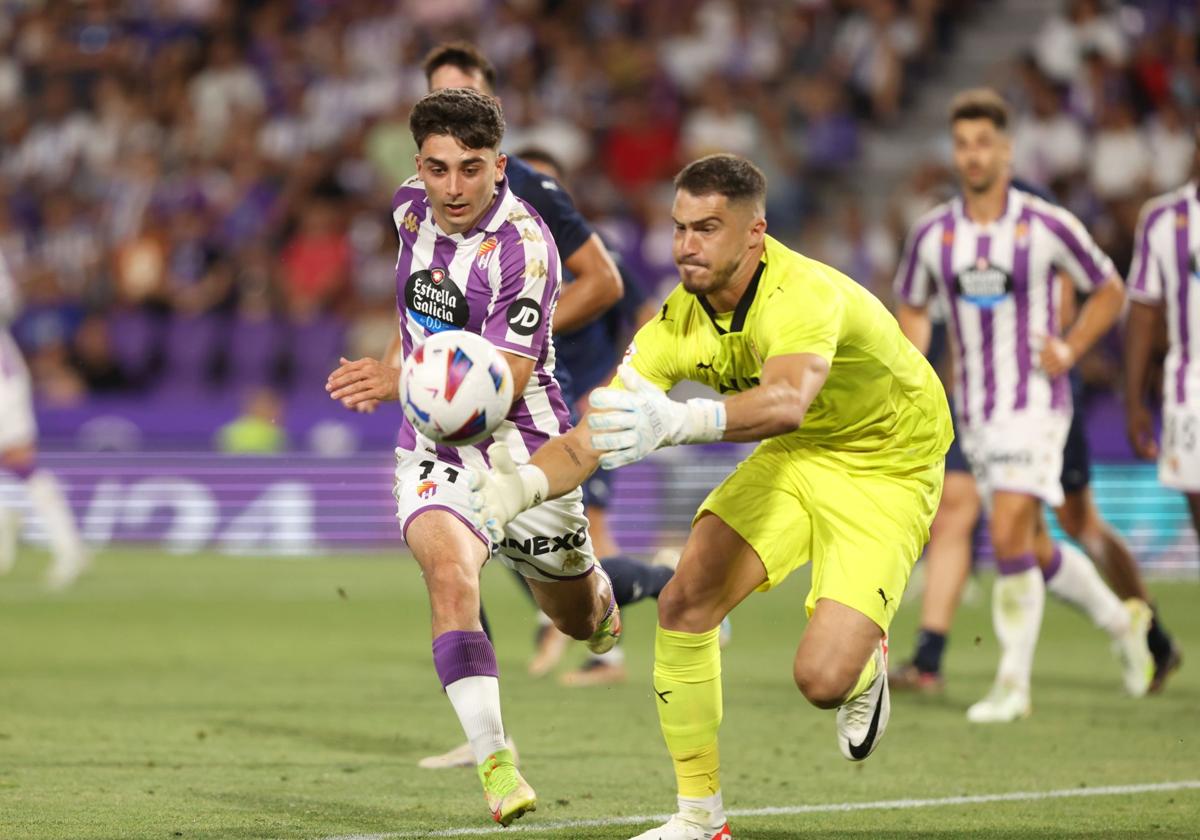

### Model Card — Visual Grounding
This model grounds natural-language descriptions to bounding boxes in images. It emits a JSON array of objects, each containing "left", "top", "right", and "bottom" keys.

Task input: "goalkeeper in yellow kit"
[{"left": 467, "top": 154, "right": 953, "bottom": 840}]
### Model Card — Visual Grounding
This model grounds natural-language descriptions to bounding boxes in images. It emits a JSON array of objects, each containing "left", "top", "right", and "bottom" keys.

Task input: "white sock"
[
  {"left": 25, "top": 471, "right": 85, "bottom": 564},
  {"left": 444, "top": 675, "right": 507, "bottom": 765},
  {"left": 993, "top": 567, "right": 1045, "bottom": 693},
  {"left": 1045, "top": 543, "right": 1129, "bottom": 638},
  {"left": 0, "top": 504, "right": 17, "bottom": 573},
  {"left": 678, "top": 791, "right": 724, "bottom": 828}
]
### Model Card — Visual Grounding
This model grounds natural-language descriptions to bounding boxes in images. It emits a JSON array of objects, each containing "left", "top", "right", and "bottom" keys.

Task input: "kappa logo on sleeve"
[{"left": 506, "top": 298, "right": 543, "bottom": 336}]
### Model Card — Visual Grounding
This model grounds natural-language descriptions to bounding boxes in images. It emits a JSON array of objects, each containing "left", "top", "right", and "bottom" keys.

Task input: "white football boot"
[
  {"left": 1113, "top": 598, "right": 1154, "bottom": 698},
  {"left": 628, "top": 814, "right": 732, "bottom": 840},
  {"left": 836, "top": 637, "right": 890, "bottom": 760},
  {"left": 966, "top": 681, "right": 1032, "bottom": 723}
]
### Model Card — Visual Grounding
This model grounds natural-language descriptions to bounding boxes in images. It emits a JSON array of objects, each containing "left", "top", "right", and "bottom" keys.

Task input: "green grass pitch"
[{"left": 1, "top": 548, "right": 1197, "bottom": 839}]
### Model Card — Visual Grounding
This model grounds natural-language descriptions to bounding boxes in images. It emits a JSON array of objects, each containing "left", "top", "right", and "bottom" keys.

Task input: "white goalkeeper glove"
[
  {"left": 587, "top": 365, "right": 726, "bottom": 469},
  {"left": 467, "top": 442, "right": 549, "bottom": 543}
]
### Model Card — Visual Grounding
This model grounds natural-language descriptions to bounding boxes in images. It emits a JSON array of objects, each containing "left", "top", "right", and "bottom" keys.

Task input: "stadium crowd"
[{"left": 0, "top": 0, "right": 1194, "bottom": 412}]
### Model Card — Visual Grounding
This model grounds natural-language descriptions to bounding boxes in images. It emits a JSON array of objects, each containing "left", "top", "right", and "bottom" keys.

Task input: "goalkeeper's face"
[{"left": 671, "top": 190, "right": 765, "bottom": 297}]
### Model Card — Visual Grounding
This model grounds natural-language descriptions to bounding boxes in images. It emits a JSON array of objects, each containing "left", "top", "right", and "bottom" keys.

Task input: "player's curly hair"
[
  {"left": 949, "top": 88, "right": 1010, "bottom": 131},
  {"left": 409, "top": 88, "right": 505, "bottom": 151},
  {"left": 673, "top": 154, "right": 766, "bottom": 209}
]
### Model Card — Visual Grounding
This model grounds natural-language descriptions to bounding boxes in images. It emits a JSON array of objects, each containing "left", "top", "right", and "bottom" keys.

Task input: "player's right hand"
[
  {"left": 1126, "top": 404, "right": 1158, "bottom": 460},
  {"left": 467, "top": 442, "right": 550, "bottom": 543},
  {"left": 325, "top": 356, "right": 399, "bottom": 411}
]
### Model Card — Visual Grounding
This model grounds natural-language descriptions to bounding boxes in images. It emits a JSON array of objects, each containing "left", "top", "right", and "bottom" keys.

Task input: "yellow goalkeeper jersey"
[{"left": 624, "top": 234, "right": 952, "bottom": 472}]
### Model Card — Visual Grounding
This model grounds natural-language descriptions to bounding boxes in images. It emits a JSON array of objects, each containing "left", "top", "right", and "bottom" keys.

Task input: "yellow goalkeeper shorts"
[{"left": 696, "top": 437, "right": 944, "bottom": 631}]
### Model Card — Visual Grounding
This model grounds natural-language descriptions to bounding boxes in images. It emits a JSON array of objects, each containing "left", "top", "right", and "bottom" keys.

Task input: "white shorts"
[
  {"left": 959, "top": 413, "right": 1070, "bottom": 509},
  {"left": 393, "top": 449, "right": 596, "bottom": 582},
  {"left": 0, "top": 367, "right": 36, "bottom": 452},
  {"left": 1159, "top": 403, "right": 1200, "bottom": 492}
]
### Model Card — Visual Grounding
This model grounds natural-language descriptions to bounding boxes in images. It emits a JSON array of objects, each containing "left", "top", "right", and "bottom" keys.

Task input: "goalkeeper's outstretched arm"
[{"left": 467, "top": 353, "right": 830, "bottom": 539}]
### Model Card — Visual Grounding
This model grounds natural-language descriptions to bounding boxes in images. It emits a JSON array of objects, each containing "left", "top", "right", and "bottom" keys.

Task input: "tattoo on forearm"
[{"left": 563, "top": 444, "right": 583, "bottom": 468}]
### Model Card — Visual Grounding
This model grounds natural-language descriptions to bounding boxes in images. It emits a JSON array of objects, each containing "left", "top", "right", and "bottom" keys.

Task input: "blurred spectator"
[
  {"left": 1145, "top": 97, "right": 1196, "bottom": 191},
  {"left": 1089, "top": 97, "right": 1151, "bottom": 201},
  {"left": 280, "top": 197, "right": 350, "bottom": 319},
  {"left": 216, "top": 388, "right": 288, "bottom": 454},
  {"left": 189, "top": 35, "right": 266, "bottom": 153},
  {"left": 832, "top": 0, "right": 922, "bottom": 123},
  {"left": 681, "top": 76, "right": 762, "bottom": 160},
  {"left": 1012, "top": 72, "right": 1088, "bottom": 189},
  {"left": 1034, "top": 0, "right": 1128, "bottom": 85},
  {"left": 69, "top": 314, "right": 128, "bottom": 393}
]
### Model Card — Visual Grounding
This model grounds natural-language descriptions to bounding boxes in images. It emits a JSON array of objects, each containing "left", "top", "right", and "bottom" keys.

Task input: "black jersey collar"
[{"left": 698, "top": 260, "right": 765, "bottom": 335}]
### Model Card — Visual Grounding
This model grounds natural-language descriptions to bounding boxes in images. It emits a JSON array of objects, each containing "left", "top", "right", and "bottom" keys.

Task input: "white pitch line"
[{"left": 318, "top": 778, "right": 1200, "bottom": 840}]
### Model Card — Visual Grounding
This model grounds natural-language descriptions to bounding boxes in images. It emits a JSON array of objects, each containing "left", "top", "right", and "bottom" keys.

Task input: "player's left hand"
[
  {"left": 326, "top": 356, "right": 400, "bottom": 411},
  {"left": 467, "top": 443, "right": 550, "bottom": 543},
  {"left": 587, "top": 365, "right": 725, "bottom": 469},
  {"left": 1039, "top": 337, "right": 1076, "bottom": 377}
]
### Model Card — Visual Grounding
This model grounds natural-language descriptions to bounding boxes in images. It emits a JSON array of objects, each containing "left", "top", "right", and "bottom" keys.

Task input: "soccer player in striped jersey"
[
  {"left": 894, "top": 88, "right": 1154, "bottom": 722},
  {"left": 326, "top": 88, "right": 618, "bottom": 826},
  {"left": 0, "top": 249, "right": 88, "bottom": 588},
  {"left": 1126, "top": 138, "right": 1199, "bottom": 692}
]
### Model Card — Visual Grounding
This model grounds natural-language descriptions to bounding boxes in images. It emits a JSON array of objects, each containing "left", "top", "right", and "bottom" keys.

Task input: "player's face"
[
  {"left": 429, "top": 65, "right": 492, "bottom": 94},
  {"left": 671, "top": 190, "right": 765, "bottom": 297},
  {"left": 416, "top": 134, "right": 507, "bottom": 234},
  {"left": 951, "top": 118, "right": 1011, "bottom": 194}
]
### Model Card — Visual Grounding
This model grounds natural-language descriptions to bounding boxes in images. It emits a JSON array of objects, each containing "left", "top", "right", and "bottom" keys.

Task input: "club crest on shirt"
[
  {"left": 406, "top": 268, "right": 470, "bottom": 333},
  {"left": 476, "top": 236, "right": 499, "bottom": 269},
  {"left": 955, "top": 259, "right": 1013, "bottom": 309},
  {"left": 1015, "top": 221, "right": 1030, "bottom": 247}
]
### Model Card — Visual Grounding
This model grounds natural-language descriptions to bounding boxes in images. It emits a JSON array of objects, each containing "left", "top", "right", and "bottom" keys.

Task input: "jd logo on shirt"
[
  {"left": 406, "top": 268, "right": 470, "bottom": 333},
  {"left": 955, "top": 260, "right": 1013, "bottom": 308},
  {"left": 506, "top": 298, "right": 542, "bottom": 335}
]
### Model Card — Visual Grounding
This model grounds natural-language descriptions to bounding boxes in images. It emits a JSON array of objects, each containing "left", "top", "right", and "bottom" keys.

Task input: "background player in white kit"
[
  {"left": 895, "top": 89, "right": 1153, "bottom": 722},
  {"left": 325, "top": 88, "right": 617, "bottom": 827},
  {"left": 0, "top": 249, "right": 88, "bottom": 588},
  {"left": 1126, "top": 134, "right": 1200, "bottom": 544}
]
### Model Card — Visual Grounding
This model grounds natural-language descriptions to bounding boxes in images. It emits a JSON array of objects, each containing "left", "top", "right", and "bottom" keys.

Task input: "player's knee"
[
  {"left": 656, "top": 579, "right": 721, "bottom": 633},
  {"left": 989, "top": 516, "right": 1029, "bottom": 558},
  {"left": 422, "top": 559, "right": 478, "bottom": 605},
  {"left": 793, "top": 661, "right": 850, "bottom": 710}
]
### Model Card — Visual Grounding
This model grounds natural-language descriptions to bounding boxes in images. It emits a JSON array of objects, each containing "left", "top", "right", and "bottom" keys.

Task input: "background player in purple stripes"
[
  {"left": 894, "top": 88, "right": 1154, "bottom": 722},
  {"left": 326, "top": 88, "right": 618, "bottom": 827},
  {"left": 893, "top": 268, "right": 1181, "bottom": 696},
  {"left": 1126, "top": 135, "right": 1200, "bottom": 569}
]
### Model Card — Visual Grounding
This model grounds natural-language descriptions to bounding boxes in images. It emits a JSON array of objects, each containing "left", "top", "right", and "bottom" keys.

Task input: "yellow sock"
[
  {"left": 653, "top": 624, "right": 723, "bottom": 798},
  {"left": 845, "top": 649, "right": 879, "bottom": 703}
]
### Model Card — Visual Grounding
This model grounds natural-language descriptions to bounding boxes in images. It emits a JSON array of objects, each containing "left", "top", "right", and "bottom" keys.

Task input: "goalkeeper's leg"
[{"left": 629, "top": 513, "right": 764, "bottom": 840}]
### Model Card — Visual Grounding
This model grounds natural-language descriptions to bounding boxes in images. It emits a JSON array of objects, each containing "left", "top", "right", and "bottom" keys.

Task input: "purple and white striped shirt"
[
  {"left": 0, "top": 249, "right": 27, "bottom": 382},
  {"left": 1128, "top": 181, "right": 1200, "bottom": 409},
  {"left": 894, "top": 186, "right": 1115, "bottom": 429},
  {"left": 391, "top": 174, "right": 572, "bottom": 471}
]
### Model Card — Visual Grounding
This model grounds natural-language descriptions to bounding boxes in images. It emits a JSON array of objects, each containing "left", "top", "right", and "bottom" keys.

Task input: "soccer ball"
[{"left": 400, "top": 330, "right": 514, "bottom": 446}]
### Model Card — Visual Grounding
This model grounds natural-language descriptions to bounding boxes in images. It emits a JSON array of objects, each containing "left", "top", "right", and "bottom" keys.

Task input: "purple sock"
[
  {"left": 432, "top": 630, "right": 498, "bottom": 689},
  {"left": 996, "top": 552, "right": 1038, "bottom": 576},
  {"left": 1041, "top": 546, "right": 1063, "bottom": 582}
]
